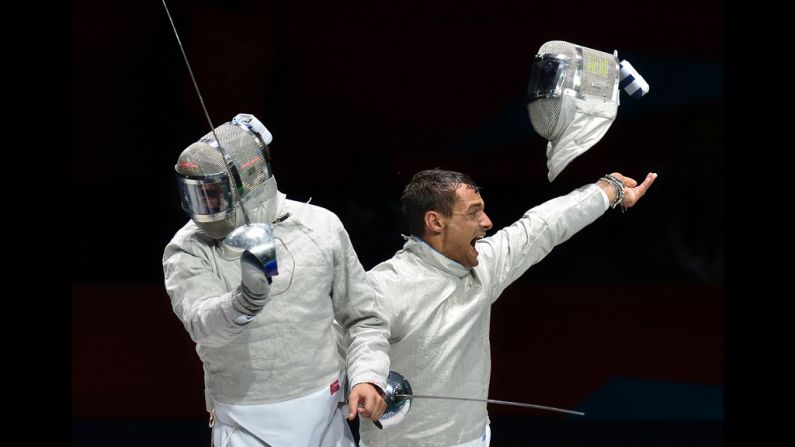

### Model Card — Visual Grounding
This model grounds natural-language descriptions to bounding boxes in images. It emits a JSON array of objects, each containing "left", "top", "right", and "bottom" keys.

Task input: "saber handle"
[{"left": 395, "top": 394, "right": 584, "bottom": 416}]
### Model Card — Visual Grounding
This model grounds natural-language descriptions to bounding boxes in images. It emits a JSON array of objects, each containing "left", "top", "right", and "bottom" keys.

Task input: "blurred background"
[{"left": 71, "top": 0, "right": 723, "bottom": 445}]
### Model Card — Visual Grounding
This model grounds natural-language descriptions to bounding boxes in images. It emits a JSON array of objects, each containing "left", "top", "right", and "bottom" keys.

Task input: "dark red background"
[{"left": 70, "top": 0, "right": 723, "bottom": 443}]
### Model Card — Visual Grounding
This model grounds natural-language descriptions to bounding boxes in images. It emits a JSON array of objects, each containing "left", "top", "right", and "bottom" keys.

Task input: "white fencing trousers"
[
  {"left": 359, "top": 424, "right": 491, "bottom": 447},
  {"left": 210, "top": 376, "right": 355, "bottom": 447}
]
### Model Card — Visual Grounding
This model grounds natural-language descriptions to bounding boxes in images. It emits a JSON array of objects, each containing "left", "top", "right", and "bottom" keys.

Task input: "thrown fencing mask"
[
  {"left": 527, "top": 40, "right": 649, "bottom": 181},
  {"left": 175, "top": 113, "right": 275, "bottom": 239}
]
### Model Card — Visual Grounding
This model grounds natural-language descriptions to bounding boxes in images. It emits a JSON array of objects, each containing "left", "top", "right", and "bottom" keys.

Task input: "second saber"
[{"left": 394, "top": 394, "right": 585, "bottom": 416}]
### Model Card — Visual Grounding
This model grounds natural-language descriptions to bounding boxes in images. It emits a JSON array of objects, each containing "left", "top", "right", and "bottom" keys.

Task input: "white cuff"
[{"left": 596, "top": 184, "right": 610, "bottom": 210}]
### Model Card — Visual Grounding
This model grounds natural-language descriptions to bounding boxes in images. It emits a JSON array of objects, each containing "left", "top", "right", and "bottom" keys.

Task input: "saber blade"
[
  {"left": 161, "top": 0, "right": 252, "bottom": 225},
  {"left": 395, "top": 394, "right": 584, "bottom": 416}
]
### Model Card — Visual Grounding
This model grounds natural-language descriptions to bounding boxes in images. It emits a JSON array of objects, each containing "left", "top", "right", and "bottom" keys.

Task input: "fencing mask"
[
  {"left": 175, "top": 113, "right": 276, "bottom": 240},
  {"left": 527, "top": 40, "right": 648, "bottom": 181}
]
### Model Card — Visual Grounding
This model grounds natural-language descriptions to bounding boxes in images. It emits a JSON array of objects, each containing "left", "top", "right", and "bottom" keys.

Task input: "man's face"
[
  {"left": 200, "top": 183, "right": 226, "bottom": 214},
  {"left": 439, "top": 184, "right": 493, "bottom": 268}
]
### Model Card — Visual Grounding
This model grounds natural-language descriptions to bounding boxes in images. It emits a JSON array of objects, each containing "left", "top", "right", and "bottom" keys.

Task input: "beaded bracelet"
[{"left": 600, "top": 174, "right": 626, "bottom": 213}]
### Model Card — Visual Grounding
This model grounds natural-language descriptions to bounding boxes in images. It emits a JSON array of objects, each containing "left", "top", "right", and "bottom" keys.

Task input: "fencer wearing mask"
[{"left": 162, "top": 113, "right": 389, "bottom": 446}]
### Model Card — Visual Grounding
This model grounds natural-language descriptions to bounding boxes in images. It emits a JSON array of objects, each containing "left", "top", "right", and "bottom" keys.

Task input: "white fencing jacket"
[
  {"left": 163, "top": 180, "right": 389, "bottom": 413},
  {"left": 360, "top": 184, "right": 608, "bottom": 447}
]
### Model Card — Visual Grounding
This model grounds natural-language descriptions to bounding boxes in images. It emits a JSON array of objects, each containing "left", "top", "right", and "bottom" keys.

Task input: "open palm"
[{"left": 608, "top": 172, "right": 657, "bottom": 208}]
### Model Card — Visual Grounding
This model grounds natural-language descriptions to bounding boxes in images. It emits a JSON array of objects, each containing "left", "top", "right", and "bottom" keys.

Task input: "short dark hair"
[{"left": 401, "top": 169, "right": 480, "bottom": 236}]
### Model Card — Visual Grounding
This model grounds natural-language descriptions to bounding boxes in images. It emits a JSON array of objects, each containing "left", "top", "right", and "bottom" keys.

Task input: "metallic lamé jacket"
[
  {"left": 361, "top": 184, "right": 607, "bottom": 447},
  {"left": 163, "top": 177, "right": 389, "bottom": 410}
]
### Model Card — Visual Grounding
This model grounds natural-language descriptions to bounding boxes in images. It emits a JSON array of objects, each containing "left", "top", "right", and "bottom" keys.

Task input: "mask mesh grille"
[
  {"left": 528, "top": 41, "right": 617, "bottom": 139},
  {"left": 176, "top": 123, "right": 271, "bottom": 202}
]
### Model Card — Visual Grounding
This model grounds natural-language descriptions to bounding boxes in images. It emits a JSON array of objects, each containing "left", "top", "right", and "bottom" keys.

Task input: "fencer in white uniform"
[
  {"left": 360, "top": 169, "right": 656, "bottom": 446},
  {"left": 163, "top": 114, "right": 389, "bottom": 446}
]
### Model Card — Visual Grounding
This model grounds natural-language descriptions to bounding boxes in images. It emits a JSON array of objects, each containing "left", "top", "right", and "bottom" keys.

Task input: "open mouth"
[{"left": 470, "top": 236, "right": 483, "bottom": 253}]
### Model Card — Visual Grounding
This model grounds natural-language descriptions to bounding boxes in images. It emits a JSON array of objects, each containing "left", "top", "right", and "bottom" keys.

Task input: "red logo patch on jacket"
[{"left": 330, "top": 379, "right": 340, "bottom": 395}]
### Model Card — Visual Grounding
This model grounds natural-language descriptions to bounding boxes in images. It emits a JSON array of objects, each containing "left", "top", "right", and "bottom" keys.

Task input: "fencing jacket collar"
[{"left": 404, "top": 236, "right": 470, "bottom": 279}]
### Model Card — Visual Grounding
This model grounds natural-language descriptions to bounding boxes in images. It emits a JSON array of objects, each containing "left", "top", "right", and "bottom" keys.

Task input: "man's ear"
[{"left": 424, "top": 211, "right": 444, "bottom": 235}]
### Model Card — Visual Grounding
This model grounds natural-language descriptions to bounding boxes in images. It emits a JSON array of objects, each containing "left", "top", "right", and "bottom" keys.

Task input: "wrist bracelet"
[{"left": 600, "top": 174, "right": 626, "bottom": 213}]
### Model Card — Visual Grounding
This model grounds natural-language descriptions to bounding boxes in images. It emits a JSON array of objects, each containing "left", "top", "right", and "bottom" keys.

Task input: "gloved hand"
[{"left": 232, "top": 250, "right": 272, "bottom": 317}]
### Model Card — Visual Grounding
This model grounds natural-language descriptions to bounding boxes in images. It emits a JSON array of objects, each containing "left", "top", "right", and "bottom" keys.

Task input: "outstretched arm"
[{"left": 478, "top": 171, "right": 658, "bottom": 299}]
